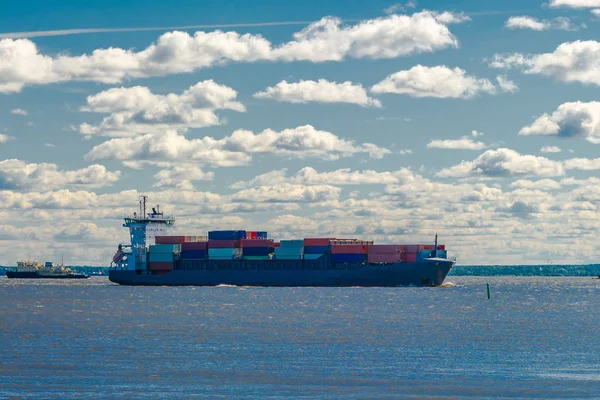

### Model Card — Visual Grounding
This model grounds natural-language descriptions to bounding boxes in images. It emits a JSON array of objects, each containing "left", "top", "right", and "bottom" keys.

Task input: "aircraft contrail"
[
  {"left": 0, "top": 20, "right": 333, "bottom": 39},
  {"left": 0, "top": 10, "right": 534, "bottom": 40}
]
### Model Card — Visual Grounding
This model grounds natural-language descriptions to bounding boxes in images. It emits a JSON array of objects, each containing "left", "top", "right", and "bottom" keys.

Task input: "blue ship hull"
[
  {"left": 6, "top": 271, "right": 89, "bottom": 279},
  {"left": 109, "top": 259, "right": 455, "bottom": 287}
]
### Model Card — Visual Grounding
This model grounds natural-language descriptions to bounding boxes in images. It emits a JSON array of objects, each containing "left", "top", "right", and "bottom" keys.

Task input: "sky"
[{"left": 1, "top": 0, "right": 600, "bottom": 266}]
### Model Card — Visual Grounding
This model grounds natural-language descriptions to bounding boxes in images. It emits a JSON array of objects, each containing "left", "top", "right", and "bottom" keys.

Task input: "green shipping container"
[
  {"left": 208, "top": 248, "right": 240, "bottom": 258},
  {"left": 275, "top": 248, "right": 303, "bottom": 256},
  {"left": 244, "top": 256, "right": 270, "bottom": 260},
  {"left": 148, "top": 253, "right": 175, "bottom": 263},
  {"left": 279, "top": 240, "right": 304, "bottom": 248},
  {"left": 149, "top": 244, "right": 180, "bottom": 254}
]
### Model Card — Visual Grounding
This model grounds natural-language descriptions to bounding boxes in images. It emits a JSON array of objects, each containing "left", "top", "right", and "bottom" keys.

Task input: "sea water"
[{"left": 0, "top": 276, "right": 598, "bottom": 399}]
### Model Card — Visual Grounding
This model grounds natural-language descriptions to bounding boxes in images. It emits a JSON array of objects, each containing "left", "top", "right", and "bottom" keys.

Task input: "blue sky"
[{"left": 1, "top": 0, "right": 600, "bottom": 265}]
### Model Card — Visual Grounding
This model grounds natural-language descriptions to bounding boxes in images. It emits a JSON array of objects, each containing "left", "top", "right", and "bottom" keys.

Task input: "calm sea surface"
[{"left": 0, "top": 276, "right": 599, "bottom": 399}]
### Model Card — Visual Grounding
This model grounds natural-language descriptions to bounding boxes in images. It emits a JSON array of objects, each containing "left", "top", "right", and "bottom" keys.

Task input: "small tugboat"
[{"left": 6, "top": 260, "right": 89, "bottom": 279}]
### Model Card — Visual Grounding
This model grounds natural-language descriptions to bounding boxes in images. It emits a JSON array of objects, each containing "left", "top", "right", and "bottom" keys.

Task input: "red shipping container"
[
  {"left": 330, "top": 244, "right": 367, "bottom": 254},
  {"left": 304, "top": 238, "right": 335, "bottom": 246},
  {"left": 404, "top": 245, "right": 419, "bottom": 254},
  {"left": 208, "top": 240, "right": 239, "bottom": 248},
  {"left": 148, "top": 261, "right": 173, "bottom": 271},
  {"left": 154, "top": 270, "right": 170, "bottom": 275},
  {"left": 181, "top": 241, "right": 208, "bottom": 251},
  {"left": 420, "top": 244, "right": 435, "bottom": 251},
  {"left": 367, "top": 245, "right": 402, "bottom": 254},
  {"left": 272, "top": 242, "right": 281, "bottom": 248},
  {"left": 438, "top": 245, "right": 446, "bottom": 250},
  {"left": 240, "top": 239, "right": 273, "bottom": 248},
  {"left": 367, "top": 253, "right": 402, "bottom": 263},
  {"left": 404, "top": 253, "right": 417, "bottom": 263},
  {"left": 249, "top": 231, "right": 257, "bottom": 239},
  {"left": 155, "top": 236, "right": 185, "bottom": 244}
]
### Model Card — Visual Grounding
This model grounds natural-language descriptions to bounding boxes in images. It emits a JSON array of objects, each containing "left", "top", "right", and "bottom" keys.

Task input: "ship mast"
[{"left": 140, "top": 195, "right": 148, "bottom": 219}]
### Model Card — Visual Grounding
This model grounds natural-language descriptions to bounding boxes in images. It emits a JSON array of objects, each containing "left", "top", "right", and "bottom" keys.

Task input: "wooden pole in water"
[{"left": 486, "top": 283, "right": 491, "bottom": 300}]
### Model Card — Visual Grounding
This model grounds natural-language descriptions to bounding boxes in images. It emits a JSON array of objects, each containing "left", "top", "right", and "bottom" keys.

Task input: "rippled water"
[{"left": 0, "top": 276, "right": 599, "bottom": 399}]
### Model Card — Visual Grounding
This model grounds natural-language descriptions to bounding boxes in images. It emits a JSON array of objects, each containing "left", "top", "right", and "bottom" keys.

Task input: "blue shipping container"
[
  {"left": 331, "top": 254, "right": 367, "bottom": 263},
  {"left": 181, "top": 250, "right": 207, "bottom": 259},
  {"left": 257, "top": 231, "right": 268, "bottom": 239},
  {"left": 242, "top": 247, "right": 271, "bottom": 256},
  {"left": 208, "top": 231, "right": 244, "bottom": 240},
  {"left": 304, "top": 254, "right": 324, "bottom": 260},
  {"left": 304, "top": 246, "right": 328, "bottom": 254},
  {"left": 279, "top": 240, "right": 304, "bottom": 248}
]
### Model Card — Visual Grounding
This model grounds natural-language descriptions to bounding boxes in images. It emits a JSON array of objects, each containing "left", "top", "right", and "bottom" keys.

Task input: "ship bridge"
[{"left": 119, "top": 195, "right": 175, "bottom": 270}]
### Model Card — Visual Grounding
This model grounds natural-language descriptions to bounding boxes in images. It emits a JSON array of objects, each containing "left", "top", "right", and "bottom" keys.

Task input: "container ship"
[
  {"left": 108, "top": 196, "right": 455, "bottom": 287},
  {"left": 6, "top": 261, "right": 89, "bottom": 279}
]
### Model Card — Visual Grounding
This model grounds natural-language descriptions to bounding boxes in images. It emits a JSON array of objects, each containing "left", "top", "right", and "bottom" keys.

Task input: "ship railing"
[{"left": 124, "top": 213, "right": 175, "bottom": 221}]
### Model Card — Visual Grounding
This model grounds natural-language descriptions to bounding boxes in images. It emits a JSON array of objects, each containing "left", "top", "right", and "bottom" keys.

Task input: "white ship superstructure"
[{"left": 118, "top": 195, "right": 175, "bottom": 270}]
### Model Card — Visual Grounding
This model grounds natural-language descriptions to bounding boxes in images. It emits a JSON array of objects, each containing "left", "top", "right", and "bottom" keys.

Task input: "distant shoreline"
[{"left": 1, "top": 264, "right": 600, "bottom": 278}]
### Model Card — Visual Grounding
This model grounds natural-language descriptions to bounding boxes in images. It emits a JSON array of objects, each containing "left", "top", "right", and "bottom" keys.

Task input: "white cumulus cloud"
[
  {"left": 231, "top": 184, "right": 341, "bottom": 203},
  {"left": 519, "top": 101, "right": 600, "bottom": 143},
  {"left": 85, "top": 125, "right": 390, "bottom": 165},
  {"left": 0, "top": 160, "right": 121, "bottom": 190},
  {"left": 85, "top": 130, "right": 251, "bottom": 167},
  {"left": 384, "top": 2, "right": 418, "bottom": 14},
  {"left": 153, "top": 165, "right": 215, "bottom": 190},
  {"left": 540, "top": 146, "right": 561, "bottom": 153},
  {"left": 427, "top": 136, "right": 487, "bottom": 150},
  {"left": 490, "top": 41, "right": 600, "bottom": 87},
  {"left": 11, "top": 108, "right": 28, "bottom": 116},
  {"left": 0, "top": 134, "right": 14, "bottom": 143},
  {"left": 511, "top": 179, "right": 561, "bottom": 190},
  {"left": 432, "top": 11, "right": 471, "bottom": 25},
  {"left": 505, "top": 16, "right": 578, "bottom": 31},
  {"left": 496, "top": 76, "right": 519, "bottom": 93},
  {"left": 271, "top": 12, "right": 459, "bottom": 62},
  {"left": 254, "top": 79, "right": 381, "bottom": 107},
  {"left": 548, "top": 0, "right": 600, "bottom": 8},
  {"left": 230, "top": 167, "right": 415, "bottom": 189},
  {"left": 219, "top": 125, "right": 390, "bottom": 160},
  {"left": 436, "top": 148, "right": 565, "bottom": 178},
  {"left": 79, "top": 80, "right": 245, "bottom": 136},
  {"left": 0, "top": 12, "right": 460, "bottom": 93},
  {"left": 564, "top": 157, "right": 600, "bottom": 170},
  {"left": 371, "top": 65, "right": 497, "bottom": 99}
]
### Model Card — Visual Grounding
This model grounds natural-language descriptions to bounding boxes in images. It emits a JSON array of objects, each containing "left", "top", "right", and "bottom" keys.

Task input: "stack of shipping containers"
[
  {"left": 206, "top": 230, "right": 268, "bottom": 260},
  {"left": 145, "top": 232, "right": 448, "bottom": 269},
  {"left": 241, "top": 239, "right": 272, "bottom": 260},
  {"left": 367, "top": 245, "right": 404, "bottom": 263},
  {"left": 303, "top": 238, "right": 334, "bottom": 260},
  {"left": 208, "top": 230, "right": 242, "bottom": 260},
  {"left": 329, "top": 240, "right": 371, "bottom": 263},
  {"left": 148, "top": 243, "right": 179, "bottom": 271},
  {"left": 275, "top": 240, "right": 304, "bottom": 260}
]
